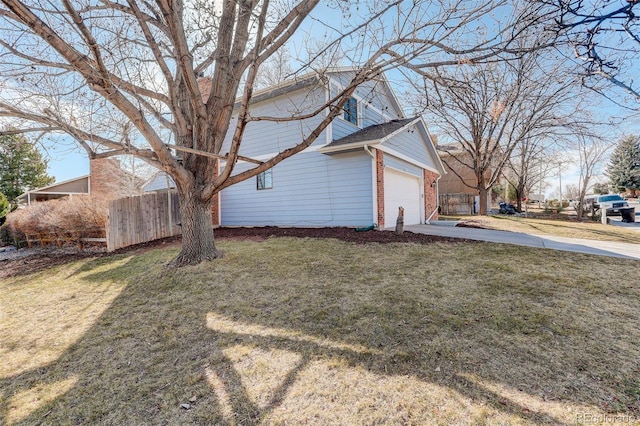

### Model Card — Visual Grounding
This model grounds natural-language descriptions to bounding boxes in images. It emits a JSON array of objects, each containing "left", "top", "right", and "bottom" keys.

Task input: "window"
[
  {"left": 343, "top": 97, "right": 358, "bottom": 125},
  {"left": 257, "top": 169, "right": 273, "bottom": 190}
]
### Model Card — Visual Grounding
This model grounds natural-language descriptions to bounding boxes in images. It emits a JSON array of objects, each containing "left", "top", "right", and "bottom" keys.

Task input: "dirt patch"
[{"left": 0, "top": 227, "right": 472, "bottom": 278}]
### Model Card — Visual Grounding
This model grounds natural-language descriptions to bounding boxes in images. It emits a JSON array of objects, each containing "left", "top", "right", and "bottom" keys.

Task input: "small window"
[
  {"left": 257, "top": 169, "right": 273, "bottom": 190},
  {"left": 343, "top": 97, "right": 358, "bottom": 125}
]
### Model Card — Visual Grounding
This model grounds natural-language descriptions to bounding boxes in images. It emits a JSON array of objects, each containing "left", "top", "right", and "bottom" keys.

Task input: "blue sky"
[
  {"left": 42, "top": 138, "right": 89, "bottom": 182},
  {"left": 36, "top": 1, "right": 640, "bottom": 196},
  {"left": 39, "top": 90, "right": 639, "bottom": 195}
]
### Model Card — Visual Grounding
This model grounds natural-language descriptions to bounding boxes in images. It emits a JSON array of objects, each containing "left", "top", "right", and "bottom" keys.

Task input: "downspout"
[
  {"left": 425, "top": 175, "right": 441, "bottom": 224},
  {"left": 363, "top": 144, "right": 375, "bottom": 158}
]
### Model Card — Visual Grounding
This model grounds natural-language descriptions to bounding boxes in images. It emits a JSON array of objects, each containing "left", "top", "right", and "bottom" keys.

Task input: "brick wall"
[
  {"left": 424, "top": 169, "right": 439, "bottom": 221},
  {"left": 376, "top": 149, "right": 384, "bottom": 228},
  {"left": 211, "top": 160, "right": 220, "bottom": 226},
  {"left": 90, "top": 158, "right": 133, "bottom": 201}
]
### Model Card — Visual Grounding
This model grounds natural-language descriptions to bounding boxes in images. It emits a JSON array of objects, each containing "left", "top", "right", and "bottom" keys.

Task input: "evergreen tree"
[
  {"left": 0, "top": 134, "right": 55, "bottom": 203},
  {"left": 0, "top": 192, "right": 9, "bottom": 224},
  {"left": 606, "top": 135, "right": 640, "bottom": 192}
]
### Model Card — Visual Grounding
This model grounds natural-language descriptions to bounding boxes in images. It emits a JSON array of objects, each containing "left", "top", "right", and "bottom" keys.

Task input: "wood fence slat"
[{"left": 106, "top": 192, "right": 182, "bottom": 251}]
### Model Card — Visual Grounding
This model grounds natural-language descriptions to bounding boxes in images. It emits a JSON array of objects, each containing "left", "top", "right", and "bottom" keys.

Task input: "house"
[
  {"left": 146, "top": 69, "right": 446, "bottom": 228},
  {"left": 17, "top": 158, "right": 141, "bottom": 206},
  {"left": 436, "top": 144, "right": 493, "bottom": 214}
]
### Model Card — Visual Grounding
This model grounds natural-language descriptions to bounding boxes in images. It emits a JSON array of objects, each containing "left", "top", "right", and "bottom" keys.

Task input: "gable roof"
[
  {"left": 16, "top": 175, "right": 90, "bottom": 205},
  {"left": 318, "top": 117, "right": 446, "bottom": 175},
  {"left": 323, "top": 118, "right": 416, "bottom": 148},
  {"left": 199, "top": 67, "right": 402, "bottom": 114}
]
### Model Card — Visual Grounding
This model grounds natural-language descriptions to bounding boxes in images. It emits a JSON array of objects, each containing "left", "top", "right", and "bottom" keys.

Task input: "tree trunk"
[
  {"left": 515, "top": 183, "right": 525, "bottom": 212},
  {"left": 478, "top": 186, "right": 489, "bottom": 215},
  {"left": 168, "top": 189, "right": 223, "bottom": 267}
]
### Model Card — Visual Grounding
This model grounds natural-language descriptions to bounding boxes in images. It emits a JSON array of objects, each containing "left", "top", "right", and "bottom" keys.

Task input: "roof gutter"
[{"left": 363, "top": 144, "right": 376, "bottom": 158}]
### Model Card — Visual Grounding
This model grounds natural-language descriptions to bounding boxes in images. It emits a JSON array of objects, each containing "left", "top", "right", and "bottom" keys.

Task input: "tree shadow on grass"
[{"left": 1, "top": 240, "right": 639, "bottom": 424}]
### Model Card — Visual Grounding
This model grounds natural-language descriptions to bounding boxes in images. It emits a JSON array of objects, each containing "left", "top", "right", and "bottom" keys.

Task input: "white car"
[{"left": 595, "top": 194, "right": 629, "bottom": 215}]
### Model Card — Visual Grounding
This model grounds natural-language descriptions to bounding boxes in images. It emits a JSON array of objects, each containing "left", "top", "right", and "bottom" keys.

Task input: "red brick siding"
[
  {"left": 211, "top": 160, "right": 220, "bottom": 226},
  {"left": 376, "top": 149, "right": 385, "bottom": 228},
  {"left": 424, "top": 169, "right": 439, "bottom": 221},
  {"left": 90, "top": 158, "right": 132, "bottom": 201}
]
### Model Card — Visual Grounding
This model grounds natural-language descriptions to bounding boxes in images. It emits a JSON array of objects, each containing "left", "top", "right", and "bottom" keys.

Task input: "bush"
[
  {"left": 3, "top": 196, "right": 108, "bottom": 245},
  {"left": 0, "top": 223, "right": 13, "bottom": 246}
]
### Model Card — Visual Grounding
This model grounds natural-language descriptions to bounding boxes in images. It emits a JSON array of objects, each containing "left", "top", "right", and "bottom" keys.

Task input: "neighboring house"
[
  {"left": 17, "top": 158, "right": 142, "bottom": 206},
  {"left": 16, "top": 174, "right": 89, "bottom": 206},
  {"left": 436, "top": 144, "right": 493, "bottom": 214},
  {"left": 147, "top": 69, "right": 446, "bottom": 228}
]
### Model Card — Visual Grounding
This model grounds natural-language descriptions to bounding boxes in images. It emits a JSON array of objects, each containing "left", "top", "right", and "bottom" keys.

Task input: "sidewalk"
[{"left": 404, "top": 223, "right": 640, "bottom": 260}]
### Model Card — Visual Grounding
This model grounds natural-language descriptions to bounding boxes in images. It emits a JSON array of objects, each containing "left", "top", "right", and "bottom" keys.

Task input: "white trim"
[
  {"left": 317, "top": 140, "right": 379, "bottom": 154},
  {"left": 377, "top": 118, "right": 421, "bottom": 143},
  {"left": 325, "top": 84, "right": 332, "bottom": 144},
  {"left": 21, "top": 191, "right": 87, "bottom": 196},
  {"left": 317, "top": 118, "right": 421, "bottom": 155},
  {"left": 377, "top": 145, "right": 440, "bottom": 175},
  {"left": 365, "top": 146, "right": 378, "bottom": 225},
  {"left": 385, "top": 164, "right": 422, "bottom": 178},
  {"left": 16, "top": 174, "right": 90, "bottom": 200},
  {"left": 336, "top": 95, "right": 362, "bottom": 128},
  {"left": 216, "top": 189, "right": 222, "bottom": 228},
  {"left": 414, "top": 117, "right": 447, "bottom": 175}
]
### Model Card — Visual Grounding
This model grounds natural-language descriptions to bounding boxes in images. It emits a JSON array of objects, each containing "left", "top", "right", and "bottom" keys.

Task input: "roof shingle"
[{"left": 325, "top": 118, "right": 415, "bottom": 148}]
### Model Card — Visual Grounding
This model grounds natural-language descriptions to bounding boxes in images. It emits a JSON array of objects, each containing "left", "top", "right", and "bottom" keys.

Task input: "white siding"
[
  {"left": 381, "top": 125, "right": 438, "bottom": 170},
  {"left": 330, "top": 74, "right": 404, "bottom": 140},
  {"left": 384, "top": 155, "right": 422, "bottom": 177},
  {"left": 143, "top": 172, "right": 175, "bottom": 192},
  {"left": 221, "top": 151, "right": 374, "bottom": 227},
  {"left": 220, "top": 86, "right": 327, "bottom": 157}
]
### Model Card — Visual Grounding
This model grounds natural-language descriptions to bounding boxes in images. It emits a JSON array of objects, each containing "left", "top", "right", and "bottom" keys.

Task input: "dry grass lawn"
[
  {"left": 447, "top": 215, "right": 640, "bottom": 244},
  {"left": 1, "top": 237, "right": 640, "bottom": 425}
]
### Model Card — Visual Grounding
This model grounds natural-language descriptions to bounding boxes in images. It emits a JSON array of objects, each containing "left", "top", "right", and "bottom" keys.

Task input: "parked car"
[{"left": 594, "top": 194, "right": 629, "bottom": 215}]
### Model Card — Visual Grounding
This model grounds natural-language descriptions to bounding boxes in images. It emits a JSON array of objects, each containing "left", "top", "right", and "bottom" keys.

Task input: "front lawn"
[
  {"left": 1, "top": 237, "right": 639, "bottom": 425},
  {"left": 444, "top": 215, "right": 640, "bottom": 244}
]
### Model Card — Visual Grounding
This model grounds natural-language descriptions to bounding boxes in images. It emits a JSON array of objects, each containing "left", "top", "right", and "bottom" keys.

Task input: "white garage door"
[{"left": 384, "top": 168, "right": 422, "bottom": 226}]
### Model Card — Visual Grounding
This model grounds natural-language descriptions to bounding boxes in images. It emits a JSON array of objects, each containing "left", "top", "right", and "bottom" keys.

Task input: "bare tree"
[
  {"left": 504, "top": 100, "right": 597, "bottom": 212},
  {"left": 254, "top": 46, "right": 294, "bottom": 90},
  {"left": 505, "top": 140, "right": 555, "bottom": 212},
  {"left": 564, "top": 183, "right": 580, "bottom": 200},
  {"left": 572, "top": 133, "right": 611, "bottom": 220},
  {"left": 545, "top": 0, "right": 640, "bottom": 107},
  {"left": 412, "top": 46, "right": 579, "bottom": 214},
  {"left": 0, "top": 0, "right": 550, "bottom": 265}
]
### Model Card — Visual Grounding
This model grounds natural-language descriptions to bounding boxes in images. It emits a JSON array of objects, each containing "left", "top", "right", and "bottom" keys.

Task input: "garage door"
[{"left": 384, "top": 168, "right": 422, "bottom": 226}]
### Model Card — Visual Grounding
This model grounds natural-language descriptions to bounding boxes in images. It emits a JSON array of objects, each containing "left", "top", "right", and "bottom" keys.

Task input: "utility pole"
[
  {"left": 538, "top": 160, "right": 543, "bottom": 209},
  {"left": 558, "top": 161, "right": 563, "bottom": 206}
]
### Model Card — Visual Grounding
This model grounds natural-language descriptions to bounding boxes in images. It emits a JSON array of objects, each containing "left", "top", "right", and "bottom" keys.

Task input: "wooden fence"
[
  {"left": 106, "top": 192, "right": 181, "bottom": 251},
  {"left": 439, "top": 193, "right": 476, "bottom": 215}
]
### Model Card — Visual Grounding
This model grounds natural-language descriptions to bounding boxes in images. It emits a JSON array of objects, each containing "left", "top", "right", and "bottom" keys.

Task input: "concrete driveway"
[{"left": 405, "top": 222, "right": 640, "bottom": 260}]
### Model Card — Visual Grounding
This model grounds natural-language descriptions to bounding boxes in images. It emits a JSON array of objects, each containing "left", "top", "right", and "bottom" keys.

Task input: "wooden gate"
[
  {"left": 106, "top": 192, "right": 181, "bottom": 251},
  {"left": 439, "top": 193, "right": 475, "bottom": 215}
]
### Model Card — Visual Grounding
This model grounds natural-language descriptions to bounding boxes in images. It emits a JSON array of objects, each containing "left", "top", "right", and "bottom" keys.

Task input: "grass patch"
[
  {"left": 452, "top": 215, "right": 640, "bottom": 243},
  {"left": 1, "top": 237, "right": 640, "bottom": 424}
]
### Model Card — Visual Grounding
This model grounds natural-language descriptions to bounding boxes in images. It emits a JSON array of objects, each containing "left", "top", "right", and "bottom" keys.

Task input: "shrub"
[
  {"left": 3, "top": 196, "right": 108, "bottom": 245},
  {"left": 0, "top": 223, "right": 13, "bottom": 246}
]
